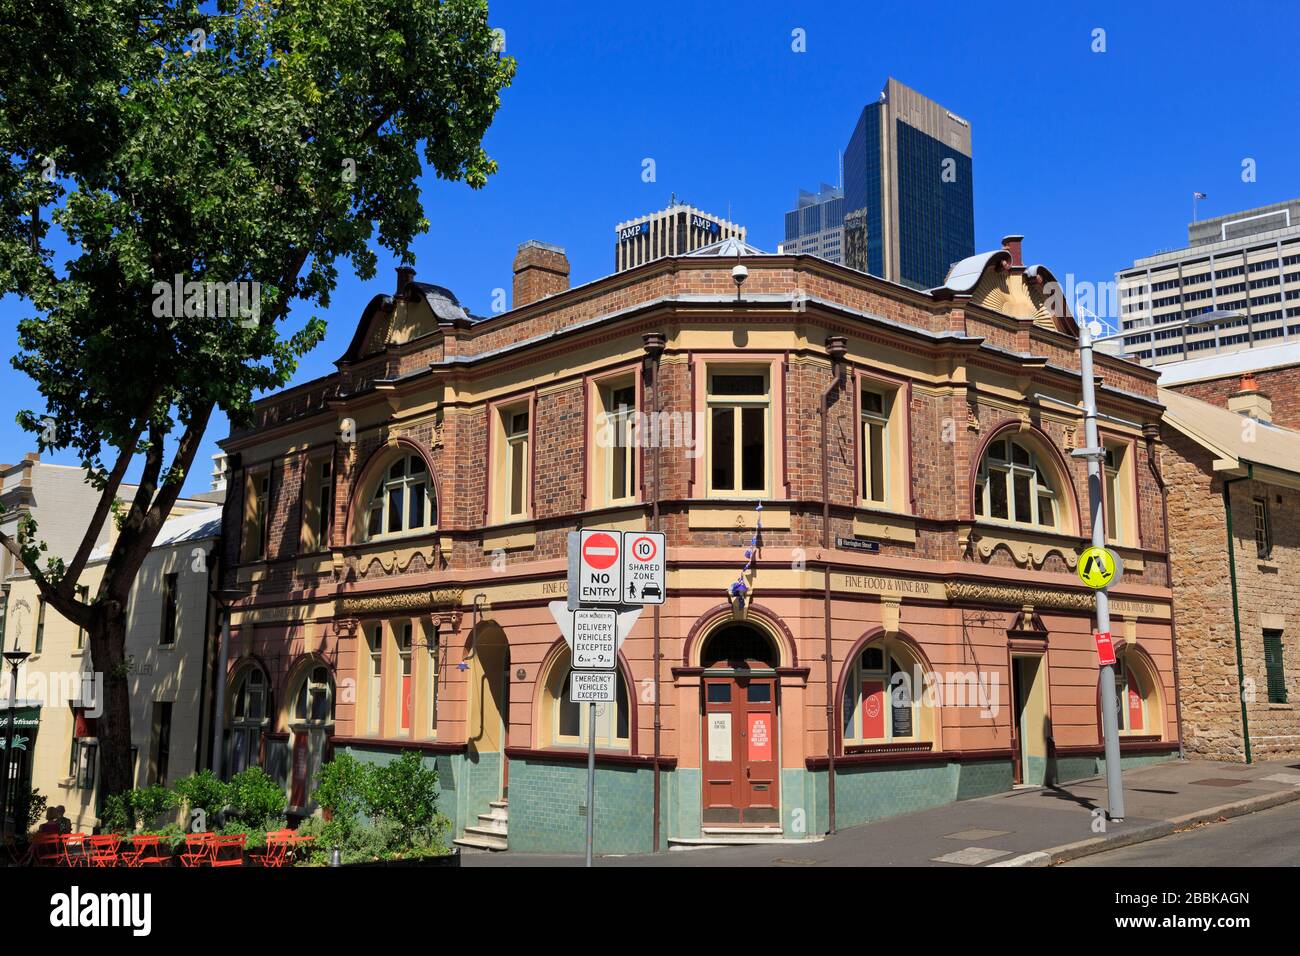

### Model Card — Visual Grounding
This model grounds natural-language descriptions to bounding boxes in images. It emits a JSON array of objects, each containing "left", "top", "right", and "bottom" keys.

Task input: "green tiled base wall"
[
  {"left": 339, "top": 747, "right": 1176, "bottom": 853},
  {"left": 1051, "top": 749, "right": 1178, "bottom": 785},
  {"left": 506, "top": 758, "right": 653, "bottom": 855}
]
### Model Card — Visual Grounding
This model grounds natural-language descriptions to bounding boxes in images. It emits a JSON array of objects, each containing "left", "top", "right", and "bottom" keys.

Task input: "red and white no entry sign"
[{"left": 582, "top": 532, "right": 619, "bottom": 569}]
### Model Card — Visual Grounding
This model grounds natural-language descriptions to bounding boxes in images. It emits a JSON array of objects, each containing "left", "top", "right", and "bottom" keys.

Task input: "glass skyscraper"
[{"left": 842, "top": 78, "right": 974, "bottom": 291}]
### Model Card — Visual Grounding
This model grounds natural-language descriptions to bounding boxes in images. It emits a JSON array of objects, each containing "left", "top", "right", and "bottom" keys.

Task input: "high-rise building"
[
  {"left": 780, "top": 184, "right": 844, "bottom": 263},
  {"left": 842, "top": 77, "right": 974, "bottom": 290},
  {"left": 1097, "top": 198, "right": 1300, "bottom": 366},
  {"left": 614, "top": 200, "right": 746, "bottom": 272}
]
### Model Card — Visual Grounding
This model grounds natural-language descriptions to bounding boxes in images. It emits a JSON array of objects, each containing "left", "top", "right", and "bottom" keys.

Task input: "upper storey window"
[
  {"left": 365, "top": 454, "right": 437, "bottom": 541},
  {"left": 707, "top": 369, "right": 770, "bottom": 498},
  {"left": 974, "top": 438, "right": 1059, "bottom": 530}
]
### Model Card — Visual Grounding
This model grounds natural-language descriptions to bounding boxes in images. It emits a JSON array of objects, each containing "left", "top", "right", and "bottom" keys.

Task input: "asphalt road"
[{"left": 1065, "top": 801, "right": 1300, "bottom": 867}]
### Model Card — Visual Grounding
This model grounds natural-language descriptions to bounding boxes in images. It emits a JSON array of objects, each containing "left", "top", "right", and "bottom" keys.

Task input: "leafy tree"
[{"left": 0, "top": 0, "right": 513, "bottom": 801}]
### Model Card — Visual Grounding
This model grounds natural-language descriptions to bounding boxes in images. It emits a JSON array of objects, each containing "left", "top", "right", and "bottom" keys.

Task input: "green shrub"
[
  {"left": 224, "top": 767, "right": 287, "bottom": 832},
  {"left": 173, "top": 770, "right": 228, "bottom": 829},
  {"left": 312, "top": 751, "right": 368, "bottom": 843},
  {"left": 296, "top": 751, "right": 450, "bottom": 863},
  {"left": 365, "top": 751, "right": 443, "bottom": 848},
  {"left": 14, "top": 785, "right": 47, "bottom": 837},
  {"left": 100, "top": 784, "right": 180, "bottom": 833}
]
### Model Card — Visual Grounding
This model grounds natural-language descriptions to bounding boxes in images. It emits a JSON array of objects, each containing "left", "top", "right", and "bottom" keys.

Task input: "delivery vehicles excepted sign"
[{"left": 571, "top": 609, "right": 617, "bottom": 669}]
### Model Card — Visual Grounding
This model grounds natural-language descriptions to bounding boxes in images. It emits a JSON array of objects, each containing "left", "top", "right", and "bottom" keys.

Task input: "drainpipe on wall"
[
  {"left": 820, "top": 335, "right": 848, "bottom": 835},
  {"left": 1144, "top": 427, "right": 1184, "bottom": 760},
  {"left": 1222, "top": 464, "right": 1254, "bottom": 764},
  {"left": 643, "top": 332, "right": 666, "bottom": 852}
]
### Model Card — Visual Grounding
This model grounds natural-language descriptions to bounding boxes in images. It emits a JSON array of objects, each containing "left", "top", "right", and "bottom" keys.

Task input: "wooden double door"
[{"left": 702, "top": 671, "right": 779, "bottom": 826}]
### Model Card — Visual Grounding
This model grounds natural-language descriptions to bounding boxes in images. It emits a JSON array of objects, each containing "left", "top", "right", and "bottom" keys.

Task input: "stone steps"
[{"left": 454, "top": 799, "right": 509, "bottom": 852}]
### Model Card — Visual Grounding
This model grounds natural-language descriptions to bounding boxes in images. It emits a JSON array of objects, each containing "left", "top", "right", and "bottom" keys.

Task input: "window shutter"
[{"left": 1263, "top": 630, "right": 1287, "bottom": 704}]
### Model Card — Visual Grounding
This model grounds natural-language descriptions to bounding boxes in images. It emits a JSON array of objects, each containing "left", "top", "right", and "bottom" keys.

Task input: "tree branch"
[
  {"left": 0, "top": 529, "right": 91, "bottom": 630},
  {"left": 58, "top": 428, "right": 140, "bottom": 600}
]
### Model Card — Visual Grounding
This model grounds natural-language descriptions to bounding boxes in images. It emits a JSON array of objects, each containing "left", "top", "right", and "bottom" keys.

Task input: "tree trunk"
[{"left": 87, "top": 599, "right": 134, "bottom": 804}]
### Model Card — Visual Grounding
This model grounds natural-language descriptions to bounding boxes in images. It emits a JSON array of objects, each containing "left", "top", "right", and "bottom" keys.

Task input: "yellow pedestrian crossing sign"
[{"left": 1077, "top": 546, "right": 1121, "bottom": 590}]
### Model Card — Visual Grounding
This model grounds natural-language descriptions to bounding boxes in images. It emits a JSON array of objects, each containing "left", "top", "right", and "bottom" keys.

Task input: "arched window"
[
  {"left": 700, "top": 624, "right": 780, "bottom": 669},
  {"left": 291, "top": 665, "right": 335, "bottom": 725},
  {"left": 974, "top": 437, "right": 1059, "bottom": 529},
  {"left": 542, "top": 647, "right": 630, "bottom": 750},
  {"left": 1114, "top": 650, "right": 1160, "bottom": 736},
  {"left": 364, "top": 453, "right": 437, "bottom": 540},
  {"left": 842, "top": 639, "right": 935, "bottom": 749},
  {"left": 228, "top": 665, "right": 270, "bottom": 776}
]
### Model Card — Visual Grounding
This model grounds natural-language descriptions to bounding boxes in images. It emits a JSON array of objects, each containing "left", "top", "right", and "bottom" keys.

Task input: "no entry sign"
[
  {"left": 1094, "top": 630, "right": 1117, "bottom": 667},
  {"left": 621, "top": 530, "right": 665, "bottom": 605},
  {"left": 577, "top": 529, "right": 622, "bottom": 604}
]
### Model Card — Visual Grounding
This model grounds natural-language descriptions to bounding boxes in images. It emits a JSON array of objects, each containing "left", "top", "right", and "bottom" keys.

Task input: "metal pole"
[
  {"left": 585, "top": 701, "right": 596, "bottom": 867},
  {"left": 1, "top": 659, "right": 20, "bottom": 837},
  {"left": 1079, "top": 322, "right": 1125, "bottom": 821},
  {"left": 211, "top": 608, "right": 232, "bottom": 779}
]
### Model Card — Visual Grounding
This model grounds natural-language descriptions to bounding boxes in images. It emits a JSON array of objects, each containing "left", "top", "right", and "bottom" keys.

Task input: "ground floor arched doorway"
[
  {"left": 467, "top": 622, "right": 510, "bottom": 800},
  {"left": 700, "top": 623, "right": 780, "bottom": 827}
]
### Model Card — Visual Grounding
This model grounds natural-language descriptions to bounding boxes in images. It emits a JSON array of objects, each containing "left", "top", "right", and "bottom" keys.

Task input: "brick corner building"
[{"left": 218, "top": 233, "right": 1180, "bottom": 853}]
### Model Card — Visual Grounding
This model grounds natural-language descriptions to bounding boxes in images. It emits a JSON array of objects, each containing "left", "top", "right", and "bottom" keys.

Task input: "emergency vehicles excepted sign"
[
  {"left": 570, "top": 670, "right": 617, "bottom": 704},
  {"left": 578, "top": 530, "right": 622, "bottom": 604},
  {"left": 1094, "top": 630, "right": 1117, "bottom": 666},
  {"left": 621, "top": 531, "right": 665, "bottom": 604},
  {"left": 572, "top": 609, "right": 617, "bottom": 670}
]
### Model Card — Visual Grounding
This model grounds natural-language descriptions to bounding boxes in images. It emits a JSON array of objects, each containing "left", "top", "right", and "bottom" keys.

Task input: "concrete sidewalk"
[{"left": 463, "top": 758, "right": 1300, "bottom": 867}]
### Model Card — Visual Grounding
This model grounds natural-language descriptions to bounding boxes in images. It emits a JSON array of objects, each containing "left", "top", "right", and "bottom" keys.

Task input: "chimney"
[
  {"left": 396, "top": 265, "right": 416, "bottom": 296},
  {"left": 513, "top": 240, "right": 570, "bottom": 308},
  {"left": 1001, "top": 235, "right": 1024, "bottom": 267},
  {"left": 1227, "top": 371, "right": 1272, "bottom": 422}
]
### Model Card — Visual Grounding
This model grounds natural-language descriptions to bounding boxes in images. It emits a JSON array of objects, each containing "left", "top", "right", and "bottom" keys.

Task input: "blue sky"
[{"left": 3, "top": 0, "right": 1298, "bottom": 496}]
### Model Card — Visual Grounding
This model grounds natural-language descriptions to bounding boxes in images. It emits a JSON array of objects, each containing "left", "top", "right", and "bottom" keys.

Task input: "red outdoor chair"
[
  {"left": 209, "top": 834, "right": 246, "bottom": 867},
  {"left": 60, "top": 833, "right": 90, "bottom": 867},
  {"left": 249, "top": 832, "right": 290, "bottom": 868},
  {"left": 123, "top": 835, "right": 169, "bottom": 868},
  {"left": 87, "top": 834, "right": 122, "bottom": 867},
  {"left": 21, "top": 833, "right": 63, "bottom": 867},
  {"left": 178, "top": 833, "right": 213, "bottom": 867}
]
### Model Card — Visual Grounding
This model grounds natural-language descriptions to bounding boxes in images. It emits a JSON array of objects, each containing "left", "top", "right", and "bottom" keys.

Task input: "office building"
[
  {"left": 614, "top": 201, "right": 745, "bottom": 272},
  {"left": 842, "top": 77, "right": 975, "bottom": 290},
  {"left": 1100, "top": 198, "right": 1300, "bottom": 366},
  {"left": 781, "top": 184, "right": 844, "bottom": 263}
]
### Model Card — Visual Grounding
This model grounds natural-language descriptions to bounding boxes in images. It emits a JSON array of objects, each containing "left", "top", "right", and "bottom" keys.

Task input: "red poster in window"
[
  {"left": 401, "top": 675, "right": 412, "bottom": 731},
  {"left": 290, "top": 734, "right": 308, "bottom": 807},
  {"left": 861, "top": 680, "right": 885, "bottom": 739},
  {"left": 747, "top": 713, "right": 772, "bottom": 762},
  {"left": 1127, "top": 686, "right": 1144, "bottom": 731}
]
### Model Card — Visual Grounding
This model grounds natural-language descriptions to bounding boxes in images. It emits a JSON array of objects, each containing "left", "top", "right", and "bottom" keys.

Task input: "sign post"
[
  {"left": 562, "top": 528, "right": 665, "bottom": 864},
  {"left": 1072, "top": 321, "right": 1126, "bottom": 822}
]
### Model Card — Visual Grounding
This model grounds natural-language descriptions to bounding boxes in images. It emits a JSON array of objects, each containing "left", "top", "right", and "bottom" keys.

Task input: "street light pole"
[
  {"left": 1077, "top": 320, "right": 1126, "bottom": 822},
  {"left": 0, "top": 650, "right": 31, "bottom": 838}
]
